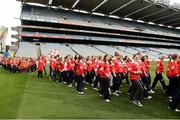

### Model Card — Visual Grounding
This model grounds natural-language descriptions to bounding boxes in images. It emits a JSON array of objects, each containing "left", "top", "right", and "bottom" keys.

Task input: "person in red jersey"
[
  {"left": 50, "top": 56, "right": 58, "bottom": 81},
  {"left": 139, "top": 56, "right": 153, "bottom": 100},
  {"left": 124, "top": 57, "right": 131, "bottom": 85},
  {"left": 66, "top": 55, "right": 75, "bottom": 87},
  {"left": 12, "top": 57, "right": 19, "bottom": 73},
  {"left": 42, "top": 55, "right": 47, "bottom": 76},
  {"left": 93, "top": 56, "right": 103, "bottom": 90},
  {"left": 86, "top": 56, "right": 94, "bottom": 85},
  {"left": 128, "top": 54, "right": 144, "bottom": 107},
  {"left": 144, "top": 55, "right": 151, "bottom": 86},
  {"left": 166, "top": 54, "right": 179, "bottom": 98},
  {"left": 151, "top": 56, "right": 166, "bottom": 93},
  {"left": 168, "top": 55, "right": 180, "bottom": 112},
  {"left": 37, "top": 56, "right": 44, "bottom": 78},
  {"left": 178, "top": 56, "right": 180, "bottom": 76},
  {"left": 140, "top": 56, "right": 152, "bottom": 92},
  {"left": 57, "top": 57, "right": 64, "bottom": 83},
  {"left": 75, "top": 56, "right": 86, "bottom": 94},
  {"left": 99, "top": 55, "right": 112, "bottom": 102},
  {"left": 49, "top": 56, "right": 54, "bottom": 77},
  {"left": 111, "top": 52, "right": 122, "bottom": 96}
]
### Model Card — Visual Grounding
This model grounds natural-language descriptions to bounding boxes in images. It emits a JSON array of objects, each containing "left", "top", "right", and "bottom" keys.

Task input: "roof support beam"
[
  {"left": 168, "top": 21, "right": 180, "bottom": 26},
  {"left": 109, "top": 0, "right": 137, "bottom": 15},
  {"left": 151, "top": 11, "right": 179, "bottom": 22},
  {"left": 138, "top": 8, "right": 167, "bottom": 20},
  {"left": 92, "top": 0, "right": 109, "bottom": 12},
  {"left": 162, "top": 17, "right": 180, "bottom": 24},
  {"left": 72, "top": 0, "right": 81, "bottom": 9},
  {"left": 124, "top": 4, "right": 153, "bottom": 18}
]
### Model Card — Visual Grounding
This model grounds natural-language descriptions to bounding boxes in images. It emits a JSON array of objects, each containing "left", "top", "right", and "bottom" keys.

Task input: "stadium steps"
[
  {"left": 15, "top": 42, "right": 37, "bottom": 58},
  {"left": 68, "top": 44, "right": 105, "bottom": 57},
  {"left": 40, "top": 43, "right": 76, "bottom": 57}
]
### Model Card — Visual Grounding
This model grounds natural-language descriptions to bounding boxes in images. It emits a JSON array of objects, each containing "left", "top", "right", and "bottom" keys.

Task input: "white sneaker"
[
  {"left": 175, "top": 109, "right": 180, "bottom": 112},
  {"left": 113, "top": 92, "right": 119, "bottom": 96},
  {"left": 84, "top": 87, "right": 88, "bottom": 90},
  {"left": 105, "top": 99, "right": 110, "bottom": 102},
  {"left": 99, "top": 94, "right": 102, "bottom": 97},
  {"left": 116, "top": 90, "right": 122, "bottom": 94},
  {"left": 93, "top": 87, "right": 99, "bottom": 90},
  {"left": 168, "top": 96, "right": 172, "bottom": 99},
  {"left": 149, "top": 89, "right": 155, "bottom": 94},
  {"left": 68, "top": 84, "right": 72, "bottom": 87},
  {"left": 168, "top": 107, "right": 180, "bottom": 112},
  {"left": 144, "top": 96, "right": 152, "bottom": 100},
  {"left": 133, "top": 100, "right": 143, "bottom": 107},
  {"left": 136, "top": 101, "right": 143, "bottom": 107},
  {"left": 78, "top": 92, "right": 85, "bottom": 95}
]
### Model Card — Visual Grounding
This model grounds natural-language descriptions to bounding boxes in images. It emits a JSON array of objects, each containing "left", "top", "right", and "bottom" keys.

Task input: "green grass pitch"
[{"left": 0, "top": 61, "right": 179, "bottom": 119}]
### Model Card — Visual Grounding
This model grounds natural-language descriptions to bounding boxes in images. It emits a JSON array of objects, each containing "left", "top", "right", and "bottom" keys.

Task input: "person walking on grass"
[
  {"left": 166, "top": 54, "right": 179, "bottom": 98},
  {"left": 98, "top": 55, "right": 112, "bottom": 102},
  {"left": 128, "top": 54, "right": 144, "bottom": 107},
  {"left": 151, "top": 55, "right": 167, "bottom": 93},
  {"left": 37, "top": 56, "right": 44, "bottom": 78},
  {"left": 75, "top": 56, "right": 87, "bottom": 95}
]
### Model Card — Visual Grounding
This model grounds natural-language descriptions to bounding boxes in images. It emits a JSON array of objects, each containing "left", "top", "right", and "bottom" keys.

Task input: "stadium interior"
[{"left": 15, "top": 0, "right": 180, "bottom": 59}]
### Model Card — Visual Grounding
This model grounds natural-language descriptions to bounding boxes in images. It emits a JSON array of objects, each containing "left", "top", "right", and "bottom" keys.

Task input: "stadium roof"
[{"left": 18, "top": 0, "right": 180, "bottom": 28}]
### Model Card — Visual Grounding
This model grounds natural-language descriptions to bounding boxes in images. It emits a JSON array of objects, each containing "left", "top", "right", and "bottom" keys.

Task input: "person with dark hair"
[
  {"left": 151, "top": 56, "right": 166, "bottom": 93},
  {"left": 144, "top": 55, "right": 151, "bottom": 87},
  {"left": 111, "top": 52, "right": 122, "bottom": 96},
  {"left": 168, "top": 55, "right": 180, "bottom": 112},
  {"left": 93, "top": 56, "right": 103, "bottom": 90},
  {"left": 86, "top": 56, "right": 94, "bottom": 85},
  {"left": 99, "top": 55, "right": 112, "bottom": 102},
  {"left": 37, "top": 56, "right": 44, "bottom": 78},
  {"left": 128, "top": 54, "right": 144, "bottom": 107},
  {"left": 166, "top": 54, "right": 179, "bottom": 98},
  {"left": 140, "top": 56, "right": 152, "bottom": 99},
  {"left": 12, "top": 57, "right": 19, "bottom": 73},
  {"left": 42, "top": 56, "right": 47, "bottom": 76},
  {"left": 66, "top": 55, "right": 75, "bottom": 87},
  {"left": 75, "top": 56, "right": 86, "bottom": 94},
  {"left": 57, "top": 58, "right": 64, "bottom": 83},
  {"left": 50, "top": 56, "right": 58, "bottom": 81}
]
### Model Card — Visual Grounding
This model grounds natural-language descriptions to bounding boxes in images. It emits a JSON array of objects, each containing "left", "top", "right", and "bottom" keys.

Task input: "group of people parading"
[{"left": 0, "top": 52, "right": 179, "bottom": 112}]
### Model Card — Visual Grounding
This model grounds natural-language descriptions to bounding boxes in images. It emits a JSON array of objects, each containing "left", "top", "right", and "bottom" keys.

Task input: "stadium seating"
[
  {"left": 21, "top": 5, "right": 180, "bottom": 38},
  {"left": 15, "top": 42, "right": 37, "bottom": 58},
  {"left": 69, "top": 44, "right": 105, "bottom": 57},
  {"left": 40, "top": 43, "right": 76, "bottom": 57}
]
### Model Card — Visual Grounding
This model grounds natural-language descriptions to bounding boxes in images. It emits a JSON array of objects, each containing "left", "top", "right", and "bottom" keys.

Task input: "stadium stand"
[{"left": 15, "top": 0, "right": 180, "bottom": 59}]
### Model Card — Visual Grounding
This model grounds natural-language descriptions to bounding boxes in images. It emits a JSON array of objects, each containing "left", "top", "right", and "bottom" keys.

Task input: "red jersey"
[
  {"left": 178, "top": 60, "right": 180, "bottom": 75},
  {"left": 128, "top": 61, "right": 142, "bottom": 80},
  {"left": 144, "top": 60, "right": 150, "bottom": 71},
  {"left": 86, "top": 60, "right": 93, "bottom": 72},
  {"left": 166, "top": 60, "right": 179, "bottom": 77},
  {"left": 99, "top": 62, "right": 111, "bottom": 78},
  {"left": 37, "top": 59, "right": 44, "bottom": 71},
  {"left": 13, "top": 59, "right": 19, "bottom": 66},
  {"left": 156, "top": 60, "right": 164, "bottom": 73},
  {"left": 76, "top": 60, "right": 86, "bottom": 76},
  {"left": 50, "top": 58, "right": 57, "bottom": 69},
  {"left": 67, "top": 60, "right": 74, "bottom": 71},
  {"left": 112, "top": 57, "right": 120, "bottom": 73},
  {"left": 94, "top": 60, "right": 103, "bottom": 75},
  {"left": 57, "top": 61, "right": 64, "bottom": 72}
]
